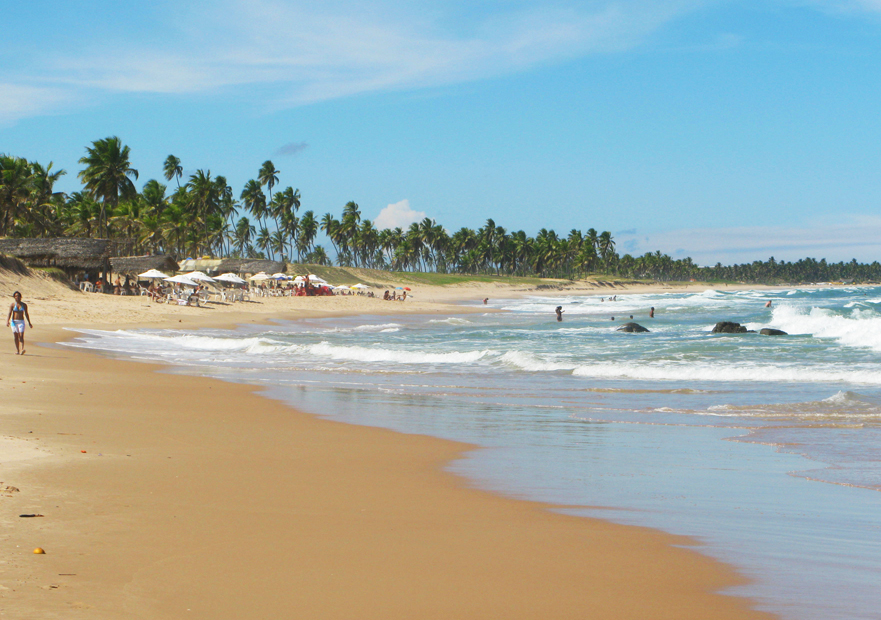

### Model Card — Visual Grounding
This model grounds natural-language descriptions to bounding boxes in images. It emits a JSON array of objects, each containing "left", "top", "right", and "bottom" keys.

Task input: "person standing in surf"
[
  {"left": 555, "top": 306, "right": 564, "bottom": 322},
  {"left": 6, "top": 291, "right": 33, "bottom": 355}
]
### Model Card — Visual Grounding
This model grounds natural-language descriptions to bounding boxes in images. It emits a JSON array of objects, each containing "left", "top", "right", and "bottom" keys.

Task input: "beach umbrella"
[
  {"left": 271, "top": 273, "right": 290, "bottom": 280},
  {"left": 403, "top": 287, "right": 411, "bottom": 291},
  {"left": 213, "top": 273, "right": 247, "bottom": 284},
  {"left": 350, "top": 283, "right": 370, "bottom": 289},
  {"left": 186, "top": 271, "right": 217, "bottom": 283},
  {"left": 164, "top": 275, "right": 200, "bottom": 287},
  {"left": 249, "top": 272, "right": 271, "bottom": 281},
  {"left": 138, "top": 269, "right": 170, "bottom": 279}
]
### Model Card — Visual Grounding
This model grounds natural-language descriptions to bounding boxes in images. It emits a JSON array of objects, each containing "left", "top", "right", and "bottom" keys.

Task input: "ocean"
[{"left": 64, "top": 285, "right": 881, "bottom": 620}]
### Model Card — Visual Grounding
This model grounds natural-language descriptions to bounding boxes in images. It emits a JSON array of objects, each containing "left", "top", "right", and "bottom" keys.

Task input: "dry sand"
[{"left": 0, "top": 271, "right": 778, "bottom": 619}]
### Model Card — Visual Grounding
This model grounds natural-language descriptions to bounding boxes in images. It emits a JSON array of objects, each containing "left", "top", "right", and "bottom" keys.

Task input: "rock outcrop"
[
  {"left": 760, "top": 328, "right": 788, "bottom": 336},
  {"left": 711, "top": 322, "right": 754, "bottom": 334},
  {"left": 616, "top": 322, "right": 650, "bottom": 333}
]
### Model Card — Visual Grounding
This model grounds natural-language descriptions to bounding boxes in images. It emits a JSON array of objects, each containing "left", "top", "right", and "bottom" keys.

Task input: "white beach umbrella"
[
  {"left": 249, "top": 272, "right": 271, "bottom": 281},
  {"left": 271, "top": 273, "right": 290, "bottom": 280},
  {"left": 138, "top": 269, "right": 170, "bottom": 279},
  {"left": 308, "top": 276, "right": 328, "bottom": 284},
  {"left": 293, "top": 275, "right": 306, "bottom": 283},
  {"left": 164, "top": 275, "right": 200, "bottom": 287},
  {"left": 350, "top": 283, "right": 369, "bottom": 289},
  {"left": 214, "top": 273, "right": 247, "bottom": 284},
  {"left": 186, "top": 271, "right": 217, "bottom": 283}
]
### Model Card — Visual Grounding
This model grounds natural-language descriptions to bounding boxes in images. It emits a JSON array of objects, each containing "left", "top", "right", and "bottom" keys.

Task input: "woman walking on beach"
[{"left": 6, "top": 291, "right": 33, "bottom": 355}]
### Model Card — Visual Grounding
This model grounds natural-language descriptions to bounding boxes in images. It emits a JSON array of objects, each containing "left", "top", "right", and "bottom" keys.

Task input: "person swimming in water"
[
  {"left": 555, "top": 306, "right": 564, "bottom": 322},
  {"left": 6, "top": 291, "right": 33, "bottom": 355}
]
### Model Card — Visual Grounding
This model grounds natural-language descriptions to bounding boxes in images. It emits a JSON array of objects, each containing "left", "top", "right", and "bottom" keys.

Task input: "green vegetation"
[{"left": 2, "top": 138, "right": 880, "bottom": 285}]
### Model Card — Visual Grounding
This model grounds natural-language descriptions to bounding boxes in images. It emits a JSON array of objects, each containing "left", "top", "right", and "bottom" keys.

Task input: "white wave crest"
[
  {"left": 67, "top": 329, "right": 288, "bottom": 355},
  {"left": 428, "top": 317, "right": 473, "bottom": 325},
  {"left": 768, "top": 305, "right": 881, "bottom": 352},
  {"left": 570, "top": 363, "right": 881, "bottom": 385},
  {"left": 305, "top": 342, "right": 493, "bottom": 365},
  {"left": 499, "top": 351, "right": 574, "bottom": 372}
]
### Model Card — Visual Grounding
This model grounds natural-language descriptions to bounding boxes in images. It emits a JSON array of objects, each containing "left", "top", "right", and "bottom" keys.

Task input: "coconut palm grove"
[{"left": 2, "top": 136, "right": 879, "bottom": 284}]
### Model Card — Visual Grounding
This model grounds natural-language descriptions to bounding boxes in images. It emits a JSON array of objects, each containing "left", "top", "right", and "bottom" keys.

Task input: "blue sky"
[{"left": 3, "top": 0, "right": 881, "bottom": 265}]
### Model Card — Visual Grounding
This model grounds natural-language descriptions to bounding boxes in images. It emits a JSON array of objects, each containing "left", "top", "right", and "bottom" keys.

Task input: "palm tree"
[
  {"left": 256, "top": 226, "right": 271, "bottom": 258},
  {"left": 240, "top": 180, "right": 267, "bottom": 247},
  {"left": 78, "top": 137, "right": 139, "bottom": 237},
  {"left": 306, "top": 245, "right": 331, "bottom": 266},
  {"left": 62, "top": 192, "right": 101, "bottom": 237},
  {"left": 598, "top": 231, "right": 616, "bottom": 268},
  {"left": 297, "top": 210, "right": 318, "bottom": 261},
  {"left": 233, "top": 217, "right": 255, "bottom": 255},
  {"left": 186, "top": 169, "right": 220, "bottom": 255},
  {"left": 163, "top": 155, "right": 183, "bottom": 188},
  {"left": 320, "top": 213, "right": 340, "bottom": 257},
  {"left": 258, "top": 160, "right": 280, "bottom": 235},
  {"left": 0, "top": 155, "right": 34, "bottom": 236}
]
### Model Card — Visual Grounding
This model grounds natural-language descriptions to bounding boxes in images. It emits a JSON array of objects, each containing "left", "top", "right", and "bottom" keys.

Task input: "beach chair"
[{"left": 79, "top": 282, "right": 94, "bottom": 293}]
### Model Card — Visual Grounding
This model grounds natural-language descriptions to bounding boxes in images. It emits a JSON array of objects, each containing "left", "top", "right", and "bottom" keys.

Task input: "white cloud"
[
  {"left": 616, "top": 215, "right": 881, "bottom": 265},
  {"left": 2, "top": 0, "right": 703, "bottom": 121},
  {"left": 375, "top": 199, "right": 426, "bottom": 230},
  {"left": 0, "top": 83, "right": 77, "bottom": 126},
  {"left": 7, "top": 0, "right": 880, "bottom": 122}
]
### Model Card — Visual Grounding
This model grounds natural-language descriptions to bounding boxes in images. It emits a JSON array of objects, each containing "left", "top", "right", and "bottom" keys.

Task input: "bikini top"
[{"left": 12, "top": 302, "right": 23, "bottom": 312}]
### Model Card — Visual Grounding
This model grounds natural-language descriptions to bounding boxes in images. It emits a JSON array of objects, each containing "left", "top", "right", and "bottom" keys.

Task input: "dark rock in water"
[
  {"left": 712, "top": 321, "right": 749, "bottom": 334},
  {"left": 617, "top": 322, "right": 650, "bottom": 333},
  {"left": 760, "top": 328, "right": 788, "bottom": 336}
]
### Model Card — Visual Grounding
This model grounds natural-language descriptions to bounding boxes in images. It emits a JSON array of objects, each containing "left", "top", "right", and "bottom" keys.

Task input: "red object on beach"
[
  {"left": 404, "top": 287, "right": 411, "bottom": 291},
  {"left": 81, "top": 450, "right": 87, "bottom": 453}
]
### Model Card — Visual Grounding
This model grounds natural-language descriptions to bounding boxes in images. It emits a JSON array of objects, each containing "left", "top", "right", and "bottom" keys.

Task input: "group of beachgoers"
[
  {"left": 553, "top": 299, "right": 774, "bottom": 322},
  {"left": 383, "top": 290, "right": 408, "bottom": 301}
]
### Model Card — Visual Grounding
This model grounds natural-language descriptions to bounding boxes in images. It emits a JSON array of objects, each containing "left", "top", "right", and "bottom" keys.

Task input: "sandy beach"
[{"left": 0, "top": 273, "right": 779, "bottom": 619}]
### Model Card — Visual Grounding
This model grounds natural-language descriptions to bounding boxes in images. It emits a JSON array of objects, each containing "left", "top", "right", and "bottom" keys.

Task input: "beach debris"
[
  {"left": 760, "top": 328, "right": 788, "bottom": 336},
  {"left": 3, "top": 485, "right": 20, "bottom": 493},
  {"left": 33, "top": 548, "right": 45, "bottom": 554},
  {"left": 711, "top": 321, "right": 755, "bottom": 334},
  {"left": 616, "top": 322, "right": 650, "bottom": 333},
  {"left": 19, "top": 514, "right": 44, "bottom": 518}
]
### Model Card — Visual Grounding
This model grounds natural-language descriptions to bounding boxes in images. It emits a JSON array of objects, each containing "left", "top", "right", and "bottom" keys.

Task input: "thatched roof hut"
[
  {"left": 218, "top": 258, "right": 285, "bottom": 275},
  {"left": 110, "top": 255, "right": 179, "bottom": 275},
  {"left": 0, "top": 238, "right": 111, "bottom": 270}
]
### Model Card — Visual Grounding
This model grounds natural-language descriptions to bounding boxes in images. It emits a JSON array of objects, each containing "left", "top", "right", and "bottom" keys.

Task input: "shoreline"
[{"left": 0, "top": 289, "right": 780, "bottom": 618}]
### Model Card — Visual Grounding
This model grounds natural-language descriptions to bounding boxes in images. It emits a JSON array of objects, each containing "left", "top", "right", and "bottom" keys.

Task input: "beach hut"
[
  {"left": 110, "top": 255, "right": 179, "bottom": 276},
  {"left": 0, "top": 237, "right": 111, "bottom": 272}
]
